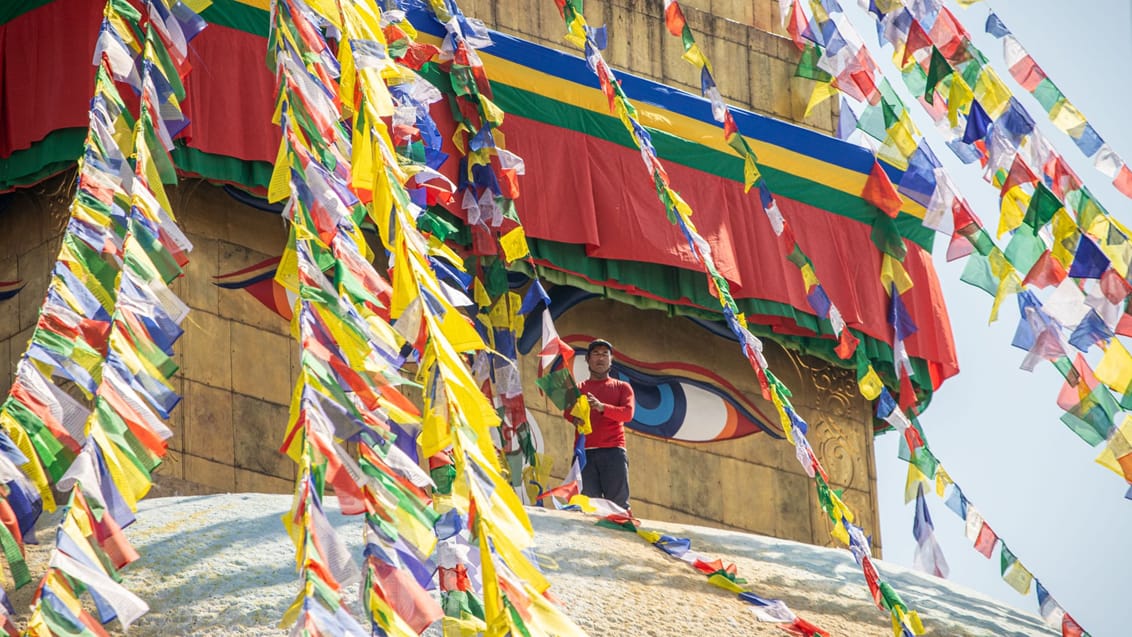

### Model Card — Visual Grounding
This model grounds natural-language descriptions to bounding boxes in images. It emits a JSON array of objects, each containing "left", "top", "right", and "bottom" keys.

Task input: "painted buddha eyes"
[{"left": 571, "top": 354, "right": 770, "bottom": 442}]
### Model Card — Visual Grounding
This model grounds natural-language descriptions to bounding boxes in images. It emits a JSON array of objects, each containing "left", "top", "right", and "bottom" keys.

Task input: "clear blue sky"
[{"left": 844, "top": 2, "right": 1132, "bottom": 636}]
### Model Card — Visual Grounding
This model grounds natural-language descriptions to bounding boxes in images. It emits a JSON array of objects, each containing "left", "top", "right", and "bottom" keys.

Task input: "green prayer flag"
[
  {"left": 855, "top": 103, "right": 889, "bottom": 141},
  {"left": 870, "top": 214, "right": 908, "bottom": 260},
  {"left": 535, "top": 367, "right": 580, "bottom": 411},
  {"left": 999, "top": 543, "right": 1016, "bottom": 575},
  {"left": 0, "top": 523, "right": 29, "bottom": 589},
  {"left": 1003, "top": 225, "right": 1045, "bottom": 274},
  {"left": 679, "top": 25, "right": 696, "bottom": 53},
  {"left": 1060, "top": 384, "right": 1118, "bottom": 446},
  {"left": 959, "top": 252, "right": 999, "bottom": 295},
  {"left": 1068, "top": 188, "right": 1107, "bottom": 232},
  {"left": 959, "top": 55, "right": 984, "bottom": 89},
  {"left": 924, "top": 47, "right": 953, "bottom": 104},
  {"left": 909, "top": 447, "right": 939, "bottom": 480},
  {"left": 483, "top": 257, "right": 509, "bottom": 300},
  {"left": 1032, "top": 78, "right": 1064, "bottom": 112},
  {"left": 901, "top": 62, "right": 928, "bottom": 97},
  {"left": 795, "top": 45, "right": 832, "bottom": 82},
  {"left": 506, "top": 600, "right": 535, "bottom": 637},
  {"left": 1024, "top": 183, "right": 1063, "bottom": 230}
]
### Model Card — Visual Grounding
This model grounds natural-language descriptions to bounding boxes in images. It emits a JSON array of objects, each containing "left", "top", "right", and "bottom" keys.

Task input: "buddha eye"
[{"left": 571, "top": 350, "right": 773, "bottom": 442}]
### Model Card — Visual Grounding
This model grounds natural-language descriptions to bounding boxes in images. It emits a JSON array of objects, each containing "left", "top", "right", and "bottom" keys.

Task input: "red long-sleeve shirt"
[{"left": 578, "top": 377, "right": 635, "bottom": 449}]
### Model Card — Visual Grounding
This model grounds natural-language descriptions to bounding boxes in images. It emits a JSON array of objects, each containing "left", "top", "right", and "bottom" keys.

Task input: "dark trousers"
[{"left": 581, "top": 447, "right": 630, "bottom": 510}]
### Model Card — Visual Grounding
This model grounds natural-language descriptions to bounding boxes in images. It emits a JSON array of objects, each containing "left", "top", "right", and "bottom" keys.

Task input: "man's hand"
[{"left": 586, "top": 392, "right": 605, "bottom": 412}]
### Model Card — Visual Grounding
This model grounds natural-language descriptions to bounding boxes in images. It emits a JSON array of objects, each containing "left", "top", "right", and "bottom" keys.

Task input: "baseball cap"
[{"left": 586, "top": 339, "right": 614, "bottom": 354}]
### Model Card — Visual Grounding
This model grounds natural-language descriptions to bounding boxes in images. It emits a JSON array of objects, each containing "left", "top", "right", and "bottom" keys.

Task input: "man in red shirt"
[{"left": 576, "top": 339, "right": 635, "bottom": 511}]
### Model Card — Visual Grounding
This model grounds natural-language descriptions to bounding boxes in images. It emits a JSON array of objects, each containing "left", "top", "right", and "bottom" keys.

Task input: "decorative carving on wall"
[{"left": 781, "top": 347, "right": 864, "bottom": 489}]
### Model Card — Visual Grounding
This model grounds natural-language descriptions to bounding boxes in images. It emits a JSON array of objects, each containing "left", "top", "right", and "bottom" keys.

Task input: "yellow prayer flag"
[
  {"left": 564, "top": 18, "right": 587, "bottom": 49},
  {"left": 1050, "top": 100, "right": 1087, "bottom": 134},
  {"left": 419, "top": 410, "right": 453, "bottom": 462},
  {"left": 947, "top": 76, "right": 974, "bottom": 128},
  {"left": 1096, "top": 415, "right": 1132, "bottom": 478},
  {"left": 478, "top": 94, "right": 506, "bottom": 126},
  {"left": 1, "top": 411, "right": 57, "bottom": 511},
  {"left": 637, "top": 529, "right": 662, "bottom": 543},
  {"left": 880, "top": 253, "right": 914, "bottom": 295},
  {"left": 569, "top": 397, "right": 592, "bottom": 436},
  {"left": 974, "top": 67, "right": 1011, "bottom": 119},
  {"left": 935, "top": 466, "right": 953, "bottom": 498},
  {"left": 499, "top": 225, "right": 530, "bottom": 263},
  {"left": 799, "top": 263, "right": 820, "bottom": 290},
  {"left": 477, "top": 527, "right": 508, "bottom": 637},
  {"left": 805, "top": 80, "right": 837, "bottom": 118},
  {"left": 473, "top": 277, "right": 492, "bottom": 308},
  {"left": 350, "top": 113, "right": 375, "bottom": 195},
  {"left": 91, "top": 425, "right": 151, "bottom": 509},
  {"left": 829, "top": 518, "right": 850, "bottom": 545},
  {"left": 523, "top": 581, "right": 589, "bottom": 637},
  {"left": 990, "top": 271, "right": 1022, "bottom": 324},
  {"left": 858, "top": 364, "right": 884, "bottom": 401},
  {"left": 997, "top": 187, "right": 1029, "bottom": 237},
  {"left": 876, "top": 137, "right": 910, "bottom": 171},
  {"left": 1002, "top": 561, "right": 1034, "bottom": 595},
  {"left": 904, "top": 462, "right": 929, "bottom": 503},
  {"left": 769, "top": 385, "right": 794, "bottom": 444},
  {"left": 1051, "top": 209, "right": 1079, "bottom": 269},
  {"left": 1096, "top": 339, "right": 1132, "bottom": 394},
  {"left": 885, "top": 112, "right": 919, "bottom": 159},
  {"left": 389, "top": 233, "right": 416, "bottom": 320},
  {"left": 681, "top": 43, "right": 709, "bottom": 68},
  {"left": 708, "top": 573, "right": 747, "bottom": 593}
]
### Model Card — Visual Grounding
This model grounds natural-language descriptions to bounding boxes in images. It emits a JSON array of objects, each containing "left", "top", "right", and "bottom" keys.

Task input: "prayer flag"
[{"left": 863, "top": 160, "right": 904, "bottom": 217}]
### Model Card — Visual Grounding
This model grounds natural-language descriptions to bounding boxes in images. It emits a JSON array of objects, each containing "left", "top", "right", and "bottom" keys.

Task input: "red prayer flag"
[
  {"left": 536, "top": 479, "right": 579, "bottom": 502},
  {"left": 1001, "top": 154, "right": 1038, "bottom": 195},
  {"left": 1100, "top": 267, "right": 1132, "bottom": 303},
  {"left": 861, "top": 556, "right": 882, "bottom": 608},
  {"left": 1022, "top": 251, "right": 1068, "bottom": 289},
  {"left": 1008, "top": 54, "right": 1047, "bottom": 91},
  {"left": 1117, "top": 312, "right": 1132, "bottom": 338},
  {"left": 370, "top": 560, "right": 444, "bottom": 632},
  {"left": 898, "top": 369, "right": 918, "bottom": 411},
  {"left": 863, "top": 160, "right": 904, "bottom": 217},
  {"left": 929, "top": 7, "right": 969, "bottom": 59},
  {"left": 786, "top": 0, "right": 807, "bottom": 51},
  {"left": 664, "top": 1, "right": 687, "bottom": 36},
  {"left": 1056, "top": 354, "right": 1098, "bottom": 411},
  {"left": 834, "top": 328, "right": 859, "bottom": 359},
  {"left": 903, "top": 19, "right": 932, "bottom": 67},
  {"left": 974, "top": 521, "right": 998, "bottom": 558},
  {"left": 1114, "top": 164, "right": 1132, "bottom": 198},
  {"left": 1062, "top": 614, "right": 1085, "bottom": 637},
  {"left": 946, "top": 231, "right": 974, "bottom": 262},
  {"left": 784, "top": 617, "right": 830, "bottom": 637}
]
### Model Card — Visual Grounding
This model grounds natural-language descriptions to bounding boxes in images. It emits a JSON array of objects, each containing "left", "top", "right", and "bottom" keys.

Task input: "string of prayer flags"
[
  {"left": 851, "top": 0, "right": 1132, "bottom": 499},
  {"left": 268, "top": 2, "right": 458, "bottom": 633},
  {"left": 26, "top": 487, "right": 149, "bottom": 635},
  {"left": 977, "top": 8, "right": 1132, "bottom": 200},
  {"left": 8, "top": 1, "right": 205, "bottom": 631},
  {"left": 779, "top": 2, "right": 937, "bottom": 387},
  {"left": 267, "top": 1, "right": 588, "bottom": 634},
  {"left": 877, "top": 384, "right": 1092, "bottom": 636},
  {"left": 569, "top": 495, "right": 829, "bottom": 636},
  {"left": 657, "top": 0, "right": 860, "bottom": 359},
  {"left": 551, "top": 4, "right": 924, "bottom": 635},
  {"left": 417, "top": 0, "right": 586, "bottom": 511}
]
